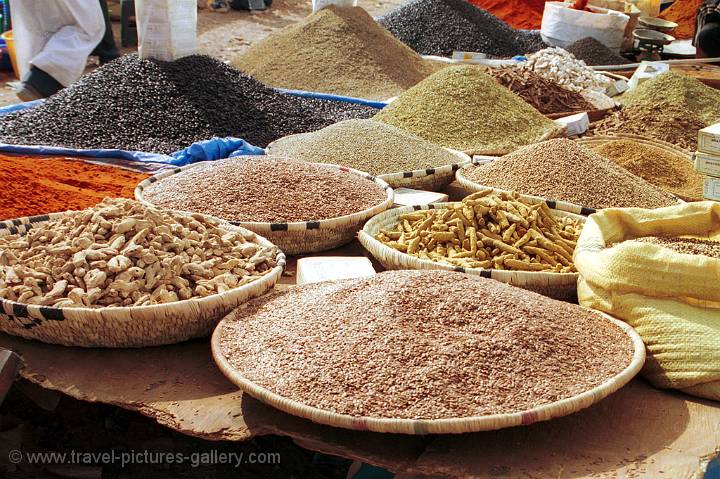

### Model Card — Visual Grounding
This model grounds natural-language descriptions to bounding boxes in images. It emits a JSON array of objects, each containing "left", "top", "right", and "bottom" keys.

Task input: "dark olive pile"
[
  {"left": 0, "top": 54, "right": 376, "bottom": 153},
  {"left": 378, "top": 0, "right": 545, "bottom": 57},
  {"left": 565, "top": 37, "right": 632, "bottom": 66}
]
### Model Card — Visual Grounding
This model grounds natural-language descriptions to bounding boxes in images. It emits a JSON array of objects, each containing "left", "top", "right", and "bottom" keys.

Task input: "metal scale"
[{"left": 632, "top": 17, "right": 677, "bottom": 61}]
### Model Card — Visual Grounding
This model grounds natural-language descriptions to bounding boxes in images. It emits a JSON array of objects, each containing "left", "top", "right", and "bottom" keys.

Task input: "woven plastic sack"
[{"left": 574, "top": 201, "right": 720, "bottom": 401}]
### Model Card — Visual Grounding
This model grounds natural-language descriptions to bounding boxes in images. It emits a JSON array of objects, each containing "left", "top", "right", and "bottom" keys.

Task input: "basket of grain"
[
  {"left": 135, "top": 156, "right": 394, "bottom": 255},
  {"left": 266, "top": 119, "right": 472, "bottom": 191},
  {"left": 212, "top": 270, "right": 646, "bottom": 434},
  {"left": 358, "top": 191, "right": 586, "bottom": 301},
  {"left": 574, "top": 135, "right": 703, "bottom": 202},
  {"left": 0, "top": 198, "right": 285, "bottom": 348},
  {"left": 456, "top": 138, "right": 680, "bottom": 212}
]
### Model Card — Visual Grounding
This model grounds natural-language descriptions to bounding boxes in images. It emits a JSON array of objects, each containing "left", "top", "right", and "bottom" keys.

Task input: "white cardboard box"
[
  {"left": 694, "top": 151, "right": 720, "bottom": 178},
  {"left": 393, "top": 188, "right": 449, "bottom": 207},
  {"left": 698, "top": 123, "right": 720, "bottom": 156},
  {"left": 296, "top": 257, "right": 375, "bottom": 285},
  {"left": 703, "top": 176, "right": 720, "bottom": 201}
]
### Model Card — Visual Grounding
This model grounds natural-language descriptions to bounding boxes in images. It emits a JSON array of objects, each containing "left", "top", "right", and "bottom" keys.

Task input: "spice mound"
[
  {"left": 378, "top": 0, "right": 543, "bottom": 57},
  {"left": 629, "top": 236, "right": 720, "bottom": 258},
  {"left": 267, "top": 119, "right": 462, "bottom": 176},
  {"left": 488, "top": 67, "right": 594, "bottom": 115},
  {"left": 141, "top": 156, "right": 388, "bottom": 223},
  {"left": 565, "top": 37, "right": 632, "bottom": 66},
  {"left": 588, "top": 102, "right": 706, "bottom": 151},
  {"left": 619, "top": 71, "right": 720, "bottom": 124},
  {"left": 659, "top": 0, "right": 701, "bottom": 40},
  {"left": 0, "top": 155, "right": 148, "bottom": 221},
  {"left": 462, "top": 139, "right": 677, "bottom": 210},
  {"left": 0, "top": 54, "right": 376, "bottom": 153},
  {"left": 217, "top": 270, "right": 635, "bottom": 420},
  {"left": 233, "top": 6, "right": 437, "bottom": 101},
  {"left": 522, "top": 47, "right": 612, "bottom": 92},
  {"left": 468, "top": 0, "right": 545, "bottom": 30},
  {"left": 589, "top": 140, "right": 703, "bottom": 202},
  {"left": 375, "top": 190, "right": 583, "bottom": 272},
  {"left": 0, "top": 198, "right": 278, "bottom": 308},
  {"left": 373, "top": 65, "right": 560, "bottom": 154}
]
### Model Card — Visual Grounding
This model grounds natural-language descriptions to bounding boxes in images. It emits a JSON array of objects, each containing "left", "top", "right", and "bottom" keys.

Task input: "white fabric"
[{"left": 9, "top": 0, "right": 104, "bottom": 86}]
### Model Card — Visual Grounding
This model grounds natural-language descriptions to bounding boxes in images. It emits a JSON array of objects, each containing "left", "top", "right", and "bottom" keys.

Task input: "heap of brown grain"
[{"left": 461, "top": 139, "right": 677, "bottom": 210}]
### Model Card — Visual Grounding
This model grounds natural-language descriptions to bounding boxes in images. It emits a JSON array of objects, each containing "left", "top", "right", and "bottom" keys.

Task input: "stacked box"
[{"left": 695, "top": 123, "right": 720, "bottom": 201}]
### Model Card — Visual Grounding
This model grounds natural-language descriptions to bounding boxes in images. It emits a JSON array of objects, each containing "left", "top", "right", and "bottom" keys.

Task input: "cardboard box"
[
  {"left": 296, "top": 257, "right": 375, "bottom": 285},
  {"left": 698, "top": 123, "right": 720, "bottom": 156},
  {"left": 703, "top": 176, "right": 720, "bottom": 201},
  {"left": 393, "top": 188, "right": 449, "bottom": 207},
  {"left": 694, "top": 151, "right": 720, "bottom": 178}
]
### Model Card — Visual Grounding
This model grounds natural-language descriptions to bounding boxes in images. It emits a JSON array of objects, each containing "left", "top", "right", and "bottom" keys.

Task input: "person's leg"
[
  {"left": 696, "top": 21, "right": 720, "bottom": 58},
  {"left": 91, "top": 0, "right": 121, "bottom": 65}
]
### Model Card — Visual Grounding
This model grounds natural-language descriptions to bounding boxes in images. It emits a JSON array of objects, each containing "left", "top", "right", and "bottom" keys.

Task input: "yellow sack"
[{"left": 574, "top": 201, "right": 720, "bottom": 401}]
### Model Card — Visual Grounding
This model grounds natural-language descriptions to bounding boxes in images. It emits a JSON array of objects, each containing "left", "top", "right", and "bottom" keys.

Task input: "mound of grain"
[
  {"left": 565, "top": 37, "right": 632, "bottom": 66},
  {"left": 378, "top": 0, "right": 543, "bottom": 57},
  {"left": 373, "top": 65, "right": 560, "bottom": 154},
  {"left": 217, "top": 270, "right": 635, "bottom": 420},
  {"left": 0, "top": 55, "right": 376, "bottom": 153},
  {"left": 588, "top": 102, "right": 706, "bottom": 151},
  {"left": 619, "top": 71, "right": 720, "bottom": 124},
  {"left": 267, "top": 119, "right": 461, "bottom": 176},
  {"left": 462, "top": 138, "right": 677, "bottom": 209},
  {"left": 589, "top": 140, "right": 703, "bottom": 202},
  {"left": 631, "top": 236, "right": 720, "bottom": 258},
  {"left": 234, "top": 6, "right": 437, "bottom": 101},
  {"left": 142, "top": 156, "right": 387, "bottom": 223}
]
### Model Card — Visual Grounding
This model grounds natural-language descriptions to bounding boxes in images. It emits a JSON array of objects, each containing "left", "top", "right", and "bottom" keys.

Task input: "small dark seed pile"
[
  {"left": 631, "top": 236, "right": 720, "bottom": 259},
  {"left": 463, "top": 139, "right": 677, "bottom": 210},
  {"left": 142, "top": 156, "right": 387, "bottom": 223},
  {"left": 565, "top": 37, "right": 633, "bottom": 66},
  {"left": 378, "top": 0, "right": 545, "bottom": 57},
  {"left": 218, "top": 270, "right": 635, "bottom": 420},
  {"left": 488, "top": 67, "right": 595, "bottom": 115},
  {"left": 0, "top": 54, "right": 376, "bottom": 153}
]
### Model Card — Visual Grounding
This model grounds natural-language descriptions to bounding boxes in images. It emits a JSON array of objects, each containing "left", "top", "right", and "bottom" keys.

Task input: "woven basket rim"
[
  {"left": 134, "top": 158, "right": 394, "bottom": 232},
  {"left": 211, "top": 309, "right": 645, "bottom": 435},
  {"left": 359, "top": 202, "right": 584, "bottom": 280},
  {"left": 265, "top": 135, "right": 473, "bottom": 181},
  {"left": 0, "top": 211, "right": 286, "bottom": 315},
  {"left": 455, "top": 164, "right": 599, "bottom": 215}
]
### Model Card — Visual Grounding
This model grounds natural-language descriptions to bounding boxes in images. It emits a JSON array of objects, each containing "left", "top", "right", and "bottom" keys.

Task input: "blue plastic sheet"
[
  {"left": 0, "top": 100, "right": 265, "bottom": 166},
  {"left": 278, "top": 88, "right": 389, "bottom": 109}
]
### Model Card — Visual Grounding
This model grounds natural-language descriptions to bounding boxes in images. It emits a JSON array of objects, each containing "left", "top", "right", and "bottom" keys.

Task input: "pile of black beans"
[
  {"left": 378, "top": 0, "right": 545, "bottom": 58},
  {"left": 0, "top": 54, "right": 376, "bottom": 153}
]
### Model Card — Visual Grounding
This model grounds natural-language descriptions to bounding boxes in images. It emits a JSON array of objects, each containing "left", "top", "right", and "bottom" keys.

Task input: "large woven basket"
[
  {"left": 358, "top": 202, "right": 586, "bottom": 301},
  {"left": 266, "top": 138, "right": 471, "bottom": 191},
  {"left": 211, "top": 310, "right": 645, "bottom": 435},
  {"left": 575, "top": 135, "right": 698, "bottom": 201},
  {"left": 455, "top": 162, "right": 598, "bottom": 216},
  {"left": 135, "top": 162, "right": 394, "bottom": 256},
  {"left": 0, "top": 213, "right": 285, "bottom": 348}
]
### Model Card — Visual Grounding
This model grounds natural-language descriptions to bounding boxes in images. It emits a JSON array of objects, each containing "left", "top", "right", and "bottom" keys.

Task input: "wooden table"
[{"left": 1, "top": 241, "right": 719, "bottom": 478}]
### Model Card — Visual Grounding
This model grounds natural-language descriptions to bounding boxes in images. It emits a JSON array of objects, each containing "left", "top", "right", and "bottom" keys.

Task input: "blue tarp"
[{"left": 278, "top": 88, "right": 389, "bottom": 109}]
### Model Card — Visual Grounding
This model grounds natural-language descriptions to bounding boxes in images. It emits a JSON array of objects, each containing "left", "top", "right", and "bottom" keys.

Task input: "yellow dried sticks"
[{"left": 375, "top": 190, "right": 583, "bottom": 272}]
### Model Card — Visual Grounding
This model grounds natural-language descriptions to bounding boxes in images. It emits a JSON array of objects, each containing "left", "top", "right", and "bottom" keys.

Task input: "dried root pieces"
[
  {"left": 375, "top": 190, "right": 583, "bottom": 272},
  {"left": 0, "top": 198, "right": 278, "bottom": 308}
]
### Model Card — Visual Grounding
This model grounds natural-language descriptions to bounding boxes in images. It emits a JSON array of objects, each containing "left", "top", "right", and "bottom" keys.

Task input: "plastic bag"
[
  {"left": 171, "top": 137, "right": 265, "bottom": 165},
  {"left": 136, "top": 0, "right": 197, "bottom": 61},
  {"left": 312, "top": 0, "right": 357, "bottom": 13},
  {"left": 541, "top": 1, "right": 629, "bottom": 51},
  {"left": 574, "top": 202, "right": 720, "bottom": 401}
]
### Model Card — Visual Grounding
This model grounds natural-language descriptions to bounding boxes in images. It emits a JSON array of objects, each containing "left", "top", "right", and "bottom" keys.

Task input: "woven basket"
[
  {"left": 359, "top": 202, "right": 586, "bottom": 301},
  {"left": 0, "top": 213, "right": 285, "bottom": 348},
  {"left": 266, "top": 138, "right": 472, "bottom": 191},
  {"left": 456, "top": 163, "right": 598, "bottom": 216},
  {"left": 211, "top": 309, "right": 645, "bottom": 435},
  {"left": 135, "top": 162, "right": 394, "bottom": 256},
  {"left": 576, "top": 135, "right": 698, "bottom": 202}
]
